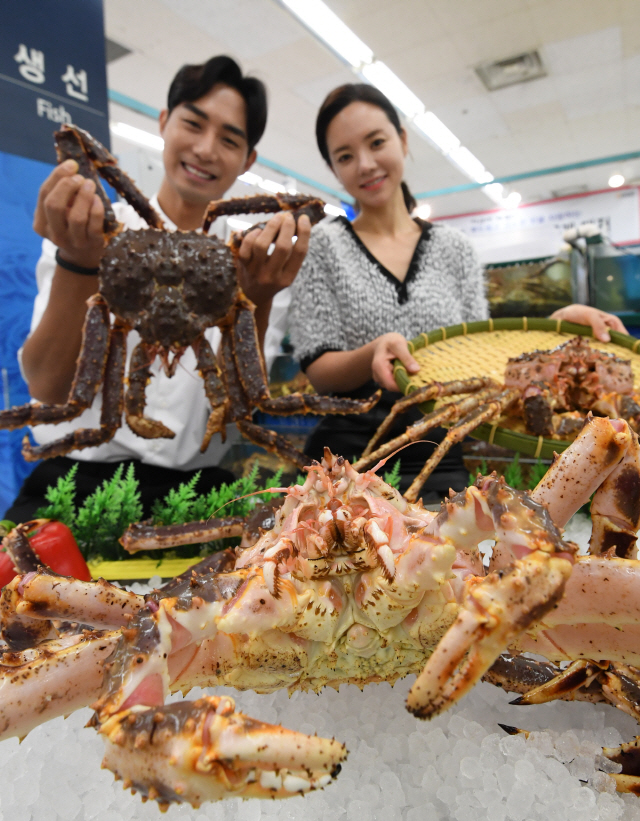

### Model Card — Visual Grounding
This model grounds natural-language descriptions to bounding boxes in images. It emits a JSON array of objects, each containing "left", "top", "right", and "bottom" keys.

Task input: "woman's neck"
[{"left": 352, "top": 188, "right": 416, "bottom": 238}]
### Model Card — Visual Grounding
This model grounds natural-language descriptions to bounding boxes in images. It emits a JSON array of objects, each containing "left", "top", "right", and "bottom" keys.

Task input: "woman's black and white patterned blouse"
[{"left": 288, "top": 216, "right": 489, "bottom": 371}]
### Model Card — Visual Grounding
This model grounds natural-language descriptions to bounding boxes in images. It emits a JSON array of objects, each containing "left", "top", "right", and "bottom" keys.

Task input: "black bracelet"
[{"left": 55, "top": 249, "right": 99, "bottom": 276}]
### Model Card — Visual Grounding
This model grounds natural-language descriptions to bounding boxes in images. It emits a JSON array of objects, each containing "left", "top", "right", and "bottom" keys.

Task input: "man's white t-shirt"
[{"left": 24, "top": 195, "right": 289, "bottom": 470}]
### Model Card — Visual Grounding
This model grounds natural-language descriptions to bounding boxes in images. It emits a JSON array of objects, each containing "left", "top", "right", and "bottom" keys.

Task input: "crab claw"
[
  {"left": 98, "top": 695, "right": 346, "bottom": 808},
  {"left": 406, "top": 551, "right": 572, "bottom": 719}
]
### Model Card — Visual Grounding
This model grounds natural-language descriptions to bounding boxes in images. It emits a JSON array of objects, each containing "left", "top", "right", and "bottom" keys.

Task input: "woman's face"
[{"left": 325, "top": 101, "right": 407, "bottom": 209}]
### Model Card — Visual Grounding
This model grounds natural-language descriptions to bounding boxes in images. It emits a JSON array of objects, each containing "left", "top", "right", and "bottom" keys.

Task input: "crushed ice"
[{"left": 1, "top": 513, "right": 639, "bottom": 820}]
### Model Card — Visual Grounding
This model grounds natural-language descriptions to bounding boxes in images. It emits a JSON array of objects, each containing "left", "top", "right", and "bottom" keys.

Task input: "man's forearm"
[{"left": 22, "top": 267, "right": 99, "bottom": 403}]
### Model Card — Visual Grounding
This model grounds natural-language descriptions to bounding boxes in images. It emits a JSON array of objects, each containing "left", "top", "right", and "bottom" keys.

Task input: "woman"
[{"left": 288, "top": 83, "right": 626, "bottom": 498}]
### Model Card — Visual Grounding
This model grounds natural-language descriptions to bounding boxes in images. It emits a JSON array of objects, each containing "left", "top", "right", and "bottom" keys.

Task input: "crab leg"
[
  {"left": 0, "top": 579, "right": 57, "bottom": 650},
  {"left": 406, "top": 475, "right": 575, "bottom": 719},
  {"left": 404, "top": 388, "right": 519, "bottom": 503},
  {"left": 54, "top": 125, "right": 119, "bottom": 235},
  {"left": 22, "top": 318, "right": 127, "bottom": 461},
  {"left": 99, "top": 695, "right": 346, "bottom": 808},
  {"left": 202, "top": 193, "right": 325, "bottom": 234},
  {"left": 0, "top": 295, "right": 110, "bottom": 432},
  {"left": 93, "top": 565, "right": 344, "bottom": 807},
  {"left": 1, "top": 570, "right": 145, "bottom": 631},
  {"left": 0, "top": 629, "right": 120, "bottom": 741},
  {"left": 508, "top": 555, "right": 640, "bottom": 671},
  {"left": 232, "top": 297, "right": 380, "bottom": 418},
  {"left": 530, "top": 415, "right": 640, "bottom": 557},
  {"left": 125, "top": 342, "right": 177, "bottom": 439},
  {"left": 589, "top": 430, "right": 640, "bottom": 558},
  {"left": 361, "top": 377, "right": 496, "bottom": 459},
  {"left": 483, "top": 653, "right": 607, "bottom": 704},
  {"left": 222, "top": 297, "right": 379, "bottom": 467},
  {"left": 407, "top": 418, "right": 640, "bottom": 719},
  {"left": 530, "top": 415, "right": 631, "bottom": 526},
  {"left": 407, "top": 551, "right": 572, "bottom": 719},
  {"left": 121, "top": 518, "right": 245, "bottom": 553},
  {"left": 193, "top": 335, "right": 230, "bottom": 450},
  {"left": 353, "top": 384, "right": 507, "bottom": 475},
  {"left": 55, "top": 124, "right": 163, "bottom": 233},
  {"left": 1, "top": 523, "right": 40, "bottom": 573}
]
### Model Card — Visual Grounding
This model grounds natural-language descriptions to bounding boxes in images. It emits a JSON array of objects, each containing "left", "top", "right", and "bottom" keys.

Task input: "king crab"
[
  {"left": 0, "top": 124, "right": 378, "bottom": 466},
  {"left": 355, "top": 335, "right": 640, "bottom": 502},
  {"left": 2, "top": 416, "right": 640, "bottom": 808}
]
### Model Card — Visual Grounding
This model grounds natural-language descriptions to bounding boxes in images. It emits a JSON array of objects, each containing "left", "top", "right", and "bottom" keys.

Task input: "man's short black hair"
[{"left": 167, "top": 55, "right": 267, "bottom": 153}]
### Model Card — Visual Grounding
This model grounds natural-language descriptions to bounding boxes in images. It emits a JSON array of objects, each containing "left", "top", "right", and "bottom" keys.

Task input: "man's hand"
[
  {"left": 33, "top": 159, "right": 105, "bottom": 268},
  {"left": 371, "top": 333, "right": 420, "bottom": 392},
  {"left": 235, "top": 212, "right": 311, "bottom": 307},
  {"left": 549, "top": 304, "right": 628, "bottom": 342}
]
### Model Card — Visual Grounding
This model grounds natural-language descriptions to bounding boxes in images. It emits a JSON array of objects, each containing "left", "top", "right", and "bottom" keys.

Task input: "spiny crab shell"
[{"left": 190, "top": 450, "right": 459, "bottom": 696}]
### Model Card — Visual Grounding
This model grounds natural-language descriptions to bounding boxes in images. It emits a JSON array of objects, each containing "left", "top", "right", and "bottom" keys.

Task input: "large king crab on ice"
[
  {"left": 2, "top": 416, "right": 640, "bottom": 808},
  {"left": 0, "top": 124, "right": 378, "bottom": 466}
]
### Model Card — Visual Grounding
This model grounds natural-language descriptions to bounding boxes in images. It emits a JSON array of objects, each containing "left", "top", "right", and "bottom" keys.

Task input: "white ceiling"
[{"left": 104, "top": 0, "right": 640, "bottom": 217}]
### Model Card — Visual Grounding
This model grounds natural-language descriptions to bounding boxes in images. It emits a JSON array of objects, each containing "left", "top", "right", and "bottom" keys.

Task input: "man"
[{"left": 7, "top": 55, "right": 311, "bottom": 521}]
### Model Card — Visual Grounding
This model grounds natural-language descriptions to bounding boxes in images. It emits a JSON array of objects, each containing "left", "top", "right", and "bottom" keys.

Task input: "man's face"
[{"left": 159, "top": 83, "right": 257, "bottom": 207}]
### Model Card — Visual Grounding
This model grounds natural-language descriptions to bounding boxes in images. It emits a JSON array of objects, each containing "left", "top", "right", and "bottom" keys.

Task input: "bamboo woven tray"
[{"left": 393, "top": 317, "right": 640, "bottom": 460}]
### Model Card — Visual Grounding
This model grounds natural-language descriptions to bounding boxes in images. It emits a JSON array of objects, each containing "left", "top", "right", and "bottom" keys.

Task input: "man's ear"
[
  {"left": 159, "top": 109, "right": 169, "bottom": 136},
  {"left": 242, "top": 149, "right": 257, "bottom": 173}
]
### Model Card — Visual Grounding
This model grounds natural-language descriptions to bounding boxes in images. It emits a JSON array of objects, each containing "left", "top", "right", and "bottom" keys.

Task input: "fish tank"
[
  {"left": 588, "top": 241, "right": 640, "bottom": 324},
  {"left": 486, "top": 256, "right": 573, "bottom": 318}
]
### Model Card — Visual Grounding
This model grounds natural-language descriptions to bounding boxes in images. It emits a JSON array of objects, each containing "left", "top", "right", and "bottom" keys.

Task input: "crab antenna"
[
  {"left": 370, "top": 439, "right": 436, "bottom": 475},
  {"left": 207, "top": 487, "right": 288, "bottom": 520}
]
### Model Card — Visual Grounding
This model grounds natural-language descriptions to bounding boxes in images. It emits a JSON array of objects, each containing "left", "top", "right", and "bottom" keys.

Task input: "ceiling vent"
[
  {"left": 105, "top": 38, "right": 132, "bottom": 64},
  {"left": 476, "top": 51, "right": 546, "bottom": 91}
]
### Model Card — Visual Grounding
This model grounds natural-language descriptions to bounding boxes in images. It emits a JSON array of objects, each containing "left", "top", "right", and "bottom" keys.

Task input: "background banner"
[
  {"left": 434, "top": 187, "right": 640, "bottom": 264},
  {"left": 0, "top": 0, "right": 108, "bottom": 516}
]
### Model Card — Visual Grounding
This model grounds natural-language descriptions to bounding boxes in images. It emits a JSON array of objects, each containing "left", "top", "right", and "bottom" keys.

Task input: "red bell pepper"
[
  {"left": 0, "top": 549, "right": 17, "bottom": 588},
  {"left": 23, "top": 520, "right": 91, "bottom": 581},
  {"left": 0, "top": 520, "right": 18, "bottom": 587}
]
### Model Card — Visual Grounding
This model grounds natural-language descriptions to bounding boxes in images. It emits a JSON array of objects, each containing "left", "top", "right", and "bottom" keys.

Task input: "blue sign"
[{"left": 0, "top": 0, "right": 109, "bottom": 163}]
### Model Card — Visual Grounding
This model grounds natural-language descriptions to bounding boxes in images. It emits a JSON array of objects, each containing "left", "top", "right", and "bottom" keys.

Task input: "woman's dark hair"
[
  {"left": 167, "top": 55, "right": 267, "bottom": 153},
  {"left": 316, "top": 83, "right": 417, "bottom": 214}
]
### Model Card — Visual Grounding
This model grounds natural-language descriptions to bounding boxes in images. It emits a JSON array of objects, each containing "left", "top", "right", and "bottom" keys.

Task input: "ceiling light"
[
  {"left": 609, "top": 174, "right": 625, "bottom": 188},
  {"left": 227, "top": 217, "right": 252, "bottom": 231},
  {"left": 238, "top": 171, "right": 262, "bottom": 186},
  {"left": 483, "top": 183, "right": 504, "bottom": 204},
  {"left": 504, "top": 191, "right": 521, "bottom": 208},
  {"left": 414, "top": 202, "right": 431, "bottom": 220},
  {"left": 279, "top": 0, "right": 373, "bottom": 68},
  {"left": 259, "top": 179, "right": 286, "bottom": 194},
  {"left": 360, "top": 61, "right": 424, "bottom": 119},
  {"left": 412, "top": 112, "right": 460, "bottom": 155},
  {"left": 447, "top": 146, "right": 489, "bottom": 183},
  {"left": 324, "top": 203, "right": 346, "bottom": 217},
  {"left": 279, "top": 0, "right": 503, "bottom": 207},
  {"left": 238, "top": 171, "right": 288, "bottom": 194},
  {"left": 110, "top": 122, "right": 163, "bottom": 151}
]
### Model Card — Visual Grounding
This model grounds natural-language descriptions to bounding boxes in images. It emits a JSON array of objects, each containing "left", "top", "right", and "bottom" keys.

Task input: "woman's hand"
[
  {"left": 371, "top": 332, "right": 420, "bottom": 391},
  {"left": 549, "top": 304, "right": 628, "bottom": 342}
]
